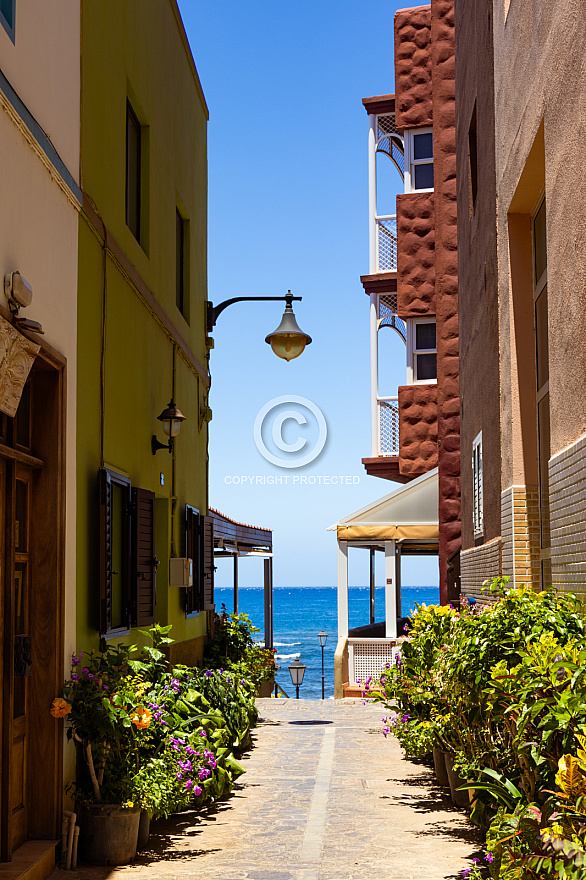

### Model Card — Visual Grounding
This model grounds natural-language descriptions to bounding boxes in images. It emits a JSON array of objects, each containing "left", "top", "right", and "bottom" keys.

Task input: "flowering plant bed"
[{"left": 369, "top": 581, "right": 586, "bottom": 879}]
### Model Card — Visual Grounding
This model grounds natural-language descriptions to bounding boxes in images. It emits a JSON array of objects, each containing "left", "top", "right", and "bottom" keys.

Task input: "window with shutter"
[
  {"left": 201, "top": 514, "right": 214, "bottom": 610},
  {"left": 132, "top": 487, "right": 157, "bottom": 626},
  {"left": 472, "top": 432, "right": 483, "bottom": 538},
  {"left": 99, "top": 468, "right": 132, "bottom": 636},
  {"left": 185, "top": 505, "right": 201, "bottom": 616}
]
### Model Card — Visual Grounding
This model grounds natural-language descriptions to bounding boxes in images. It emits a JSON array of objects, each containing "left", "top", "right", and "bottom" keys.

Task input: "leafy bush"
[{"left": 204, "top": 608, "right": 278, "bottom": 689}]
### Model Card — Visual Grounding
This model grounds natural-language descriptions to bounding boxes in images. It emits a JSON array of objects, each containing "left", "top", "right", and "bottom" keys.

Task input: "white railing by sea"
[
  {"left": 348, "top": 638, "right": 402, "bottom": 686},
  {"left": 375, "top": 215, "right": 397, "bottom": 273},
  {"left": 377, "top": 396, "right": 399, "bottom": 456}
]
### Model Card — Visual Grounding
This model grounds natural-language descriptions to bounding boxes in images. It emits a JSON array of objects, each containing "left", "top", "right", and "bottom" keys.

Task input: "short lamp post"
[
  {"left": 288, "top": 658, "right": 306, "bottom": 699},
  {"left": 317, "top": 630, "right": 327, "bottom": 700}
]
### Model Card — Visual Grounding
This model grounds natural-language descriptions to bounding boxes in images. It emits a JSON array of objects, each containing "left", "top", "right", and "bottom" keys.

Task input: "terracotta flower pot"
[
  {"left": 433, "top": 746, "right": 449, "bottom": 787},
  {"left": 444, "top": 753, "right": 469, "bottom": 809},
  {"left": 76, "top": 804, "right": 140, "bottom": 865}
]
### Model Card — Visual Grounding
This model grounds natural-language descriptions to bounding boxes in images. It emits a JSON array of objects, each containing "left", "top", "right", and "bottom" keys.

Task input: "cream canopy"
[{"left": 330, "top": 467, "right": 439, "bottom": 543}]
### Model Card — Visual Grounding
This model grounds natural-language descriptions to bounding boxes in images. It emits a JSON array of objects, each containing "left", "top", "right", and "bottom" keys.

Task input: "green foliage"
[
  {"left": 56, "top": 624, "right": 259, "bottom": 818},
  {"left": 204, "top": 607, "right": 278, "bottom": 689}
]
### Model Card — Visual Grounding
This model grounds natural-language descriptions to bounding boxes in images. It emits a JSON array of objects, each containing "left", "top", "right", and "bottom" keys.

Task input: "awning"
[{"left": 330, "top": 468, "right": 439, "bottom": 543}]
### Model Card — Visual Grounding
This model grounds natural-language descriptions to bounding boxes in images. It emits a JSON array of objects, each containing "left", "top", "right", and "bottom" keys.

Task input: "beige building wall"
[
  {"left": 493, "top": 0, "right": 586, "bottom": 595},
  {"left": 0, "top": 0, "right": 80, "bottom": 824}
]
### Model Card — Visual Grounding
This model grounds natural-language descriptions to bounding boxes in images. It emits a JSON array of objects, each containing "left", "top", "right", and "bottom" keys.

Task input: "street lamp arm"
[{"left": 207, "top": 293, "right": 302, "bottom": 333}]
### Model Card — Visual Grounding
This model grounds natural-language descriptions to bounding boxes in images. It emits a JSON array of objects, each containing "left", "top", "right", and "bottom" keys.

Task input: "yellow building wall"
[{"left": 77, "top": 0, "right": 210, "bottom": 656}]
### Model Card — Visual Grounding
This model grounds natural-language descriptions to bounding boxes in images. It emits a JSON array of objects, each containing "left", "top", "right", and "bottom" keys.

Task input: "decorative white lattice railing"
[
  {"left": 348, "top": 638, "right": 402, "bottom": 686},
  {"left": 377, "top": 396, "right": 399, "bottom": 455},
  {"left": 375, "top": 215, "right": 397, "bottom": 272}
]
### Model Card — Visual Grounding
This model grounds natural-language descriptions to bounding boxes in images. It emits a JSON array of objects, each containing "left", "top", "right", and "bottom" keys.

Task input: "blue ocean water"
[{"left": 215, "top": 585, "right": 439, "bottom": 700}]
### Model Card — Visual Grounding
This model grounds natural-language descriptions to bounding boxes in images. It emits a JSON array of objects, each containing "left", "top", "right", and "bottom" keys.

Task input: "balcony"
[{"left": 375, "top": 215, "right": 397, "bottom": 272}]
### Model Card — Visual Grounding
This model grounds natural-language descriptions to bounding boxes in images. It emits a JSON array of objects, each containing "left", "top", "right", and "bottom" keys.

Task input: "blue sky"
[{"left": 179, "top": 1, "right": 439, "bottom": 590}]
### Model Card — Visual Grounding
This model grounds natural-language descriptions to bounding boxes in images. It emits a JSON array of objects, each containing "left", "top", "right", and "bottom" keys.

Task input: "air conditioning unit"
[{"left": 169, "top": 557, "right": 193, "bottom": 588}]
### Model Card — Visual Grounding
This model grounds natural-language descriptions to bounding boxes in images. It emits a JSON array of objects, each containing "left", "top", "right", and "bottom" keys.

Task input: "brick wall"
[
  {"left": 500, "top": 486, "right": 540, "bottom": 587},
  {"left": 549, "top": 434, "right": 586, "bottom": 597},
  {"left": 460, "top": 538, "right": 501, "bottom": 599}
]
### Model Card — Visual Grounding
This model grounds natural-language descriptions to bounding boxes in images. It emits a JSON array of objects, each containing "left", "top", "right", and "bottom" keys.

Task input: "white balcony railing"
[
  {"left": 375, "top": 215, "right": 397, "bottom": 272},
  {"left": 377, "top": 396, "right": 399, "bottom": 456}
]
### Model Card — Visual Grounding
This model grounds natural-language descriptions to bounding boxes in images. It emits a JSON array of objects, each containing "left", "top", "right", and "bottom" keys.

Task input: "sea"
[{"left": 215, "top": 585, "right": 439, "bottom": 700}]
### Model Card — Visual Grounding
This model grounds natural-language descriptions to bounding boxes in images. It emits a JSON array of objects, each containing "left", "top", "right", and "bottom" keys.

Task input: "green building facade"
[{"left": 77, "top": 0, "right": 213, "bottom": 662}]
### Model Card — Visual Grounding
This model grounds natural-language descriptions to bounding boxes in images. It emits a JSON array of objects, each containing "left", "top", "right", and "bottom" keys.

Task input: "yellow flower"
[
  {"left": 50, "top": 697, "right": 72, "bottom": 718},
  {"left": 130, "top": 706, "right": 152, "bottom": 729}
]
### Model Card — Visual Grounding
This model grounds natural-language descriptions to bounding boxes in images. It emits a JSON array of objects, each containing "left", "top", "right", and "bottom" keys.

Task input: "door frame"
[{"left": 0, "top": 325, "right": 66, "bottom": 860}]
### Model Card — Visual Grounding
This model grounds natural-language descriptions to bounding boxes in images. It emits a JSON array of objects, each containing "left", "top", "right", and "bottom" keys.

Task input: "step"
[{"left": 0, "top": 840, "right": 57, "bottom": 880}]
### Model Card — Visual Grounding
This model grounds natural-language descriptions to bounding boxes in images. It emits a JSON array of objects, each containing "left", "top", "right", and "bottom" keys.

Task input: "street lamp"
[
  {"left": 151, "top": 399, "right": 186, "bottom": 454},
  {"left": 207, "top": 291, "right": 312, "bottom": 362},
  {"left": 317, "top": 630, "right": 327, "bottom": 700},
  {"left": 288, "top": 658, "right": 306, "bottom": 699}
]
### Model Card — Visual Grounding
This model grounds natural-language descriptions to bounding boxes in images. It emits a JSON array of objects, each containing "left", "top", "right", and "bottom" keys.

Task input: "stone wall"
[
  {"left": 398, "top": 383, "right": 438, "bottom": 477},
  {"left": 396, "top": 192, "right": 436, "bottom": 318},
  {"left": 549, "top": 434, "right": 586, "bottom": 598},
  {"left": 394, "top": 5, "right": 432, "bottom": 130},
  {"left": 460, "top": 538, "right": 502, "bottom": 599}
]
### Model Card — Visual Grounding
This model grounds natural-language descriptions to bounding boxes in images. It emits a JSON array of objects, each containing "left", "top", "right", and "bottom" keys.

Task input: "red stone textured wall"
[
  {"left": 394, "top": 6, "right": 433, "bottom": 130},
  {"left": 397, "top": 192, "right": 436, "bottom": 318},
  {"left": 431, "top": 0, "right": 460, "bottom": 603},
  {"left": 398, "top": 384, "right": 438, "bottom": 477}
]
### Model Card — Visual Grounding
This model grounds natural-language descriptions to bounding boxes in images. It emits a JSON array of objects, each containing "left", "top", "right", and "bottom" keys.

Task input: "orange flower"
[
  {"left": 130, "top": 706, "right": 152, "bottom": 729},
  {"left": 50, "top": 697, "right": 72, "bottom": 718}
]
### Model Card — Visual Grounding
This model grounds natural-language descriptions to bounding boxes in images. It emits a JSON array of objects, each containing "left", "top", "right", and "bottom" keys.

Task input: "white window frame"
[
  {"left": 404, "top": 127, "right": 434, "bottom": 193},
  {"left": 406, "top": 318, "right": 437, "bottom": 384},
  {"left": 472, "top": 432, "right": 483, "bottom": 537}
]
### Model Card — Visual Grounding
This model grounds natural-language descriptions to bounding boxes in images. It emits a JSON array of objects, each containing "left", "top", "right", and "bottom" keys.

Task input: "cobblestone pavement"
[{"left": 51, "top": 699, "right": 482, "bottom": 880}]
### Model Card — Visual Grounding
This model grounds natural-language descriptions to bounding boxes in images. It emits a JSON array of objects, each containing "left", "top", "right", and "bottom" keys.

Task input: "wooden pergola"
[{"left": 209, "top": 508, "right": 274, "bottom": 648}]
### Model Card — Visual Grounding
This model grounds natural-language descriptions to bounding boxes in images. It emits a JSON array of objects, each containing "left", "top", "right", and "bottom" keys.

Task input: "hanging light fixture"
[{"left": 265, "top": 292, "right": 312, "bottom": 362}]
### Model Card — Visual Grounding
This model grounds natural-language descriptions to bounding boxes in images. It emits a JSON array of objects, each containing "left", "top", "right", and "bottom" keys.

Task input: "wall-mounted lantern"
[{"left": 151, "top": 399, "right": 186, "bottom": 454}]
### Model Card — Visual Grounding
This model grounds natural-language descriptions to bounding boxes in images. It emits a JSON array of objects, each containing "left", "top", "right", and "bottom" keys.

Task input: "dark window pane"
[
  {"left": 15, "top": 479, "right": 27, "bottom": 553},
  {"left": 413, "top": 132, "right": 433, "bottom": 160},
  {"left": 534, "top": 198, "right": 547, "bottom": 282},
  {"left": 0, "top": 0, "right": 14, "bottom": 29},
  {"left": 414, "top": 162, "right": 434, "bottom": 190},
  {"left": 416, "top": 352, "right": 437, "bottom": 380},
  {"left": 535, "top": 286, "right": 549, "bottom": 391},
  {"left": 538, "top": 392, "right": 550, "bottom": 550},
  {"left": 416, "top": 322, "right": 436, "bottom": 350},
  {"left": 176, "top": 210, "right": 184, "bottom": 314},
  {"left": 126, "top": 103, "right": 141, "bottom": 241}
]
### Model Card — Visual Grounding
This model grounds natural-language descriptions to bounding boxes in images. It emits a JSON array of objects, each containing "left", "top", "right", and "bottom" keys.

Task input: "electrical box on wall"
[{"left": 169, "top": 557, "right": 193, "bottom": 588}]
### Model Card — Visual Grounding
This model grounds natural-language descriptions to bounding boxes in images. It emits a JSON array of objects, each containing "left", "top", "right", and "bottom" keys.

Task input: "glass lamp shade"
[
  {"left": 317, "top": 630, "right": 328, "bottom": 648},
  {"left": 288, "top": 659, "right": 306, "bottom": 687},
  {"left": 265, "top": 304, "right": 312, "bottom": 362},
  {"left": 157, "top": 400, "right": 186, "bottom": 438}
]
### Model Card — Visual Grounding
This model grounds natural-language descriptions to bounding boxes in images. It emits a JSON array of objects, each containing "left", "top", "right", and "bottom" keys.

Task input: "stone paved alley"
[{"left": 51, "top": 699, "right": 481, "bottom": 880}]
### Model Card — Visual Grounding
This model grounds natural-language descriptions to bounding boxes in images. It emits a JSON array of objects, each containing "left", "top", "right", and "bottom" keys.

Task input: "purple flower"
[
  {"left": 71, "top": 655, "right": 80, "bottom": 667},
  {"left": 240, "top": 680, "right": 246, "bottom": 686},
  {"left": 219, "top": 668, "right": 223, "bottom": 674},
  {"left": 179, "top": 759, "right": 192, "bottom": 772},
  {"left": 199, "top": 731, "right": 207, "bottom": 738},
  {"left": 462, "top": 871, "right": 471, "bottom": 879},
  {"left": 81, "top": 667, "right": 89, "bottom": 676},
  {"left": 193, "top": 785, "right": 203, "bottom": 796},
  {"left": 170, "top": 679, "right": 180, "bottom": 692},
  {"left": 185, "top": 746, "right": 196, "bottom": 756},
  {"left": 485, "top": 853, "right": 494, "bottom": 864},
  {"left": 176, "top": 771, "right": 183, "bottom": 780},
  {"left": 71, "top": 673, "right": 79, "bottom": 681},
  {"left": 185, "top": 779, "right": 194, "bottom": 791},
  {"left": 198, "top": 768, "right": 211, "bottom": 780},
  {"left": 204, "top": 670, "right": 213, "bottom": 678}
]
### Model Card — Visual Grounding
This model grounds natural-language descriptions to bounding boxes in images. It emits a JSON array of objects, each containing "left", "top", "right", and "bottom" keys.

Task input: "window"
[
  {"left": 468, "top": 105, "right": 478, "bottom": 215},
  {"left": 472, "top": 432, "right": 483, "bottom": 537},
  {"left": 0, "top": 0, "right": 15, "bottom": 41},
  {"left": 533, "top": 197, "right": 550, "bottom": 585},
  {"left": 185, "top": 506, "right": 215, "bottom": 617},
  {"left": 405, "top": 128, "right": 434, "bottom": 192},
  {"left": 407, "top": 319, "right": 437, "bottom": 382},
  {"left": 126, "top": 101, "right": 141, "bottom": 241},
  {"left": 99, "top": 469, "right": 157, "bottom": 635},
  {"left": 176, "top": 209, "right": 185, "bottom": 315}
]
